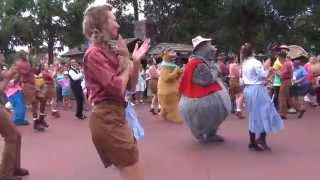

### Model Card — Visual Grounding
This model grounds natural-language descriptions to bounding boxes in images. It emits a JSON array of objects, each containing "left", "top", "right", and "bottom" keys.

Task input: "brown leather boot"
[
  {"left": 256, "top": 132, "right": 271, "bottom": 151},
  {"left": 33, "top": 119, "right": 45, "bottom": 132},
  {"left": 39, "top": 115, "right": 49, "bottom": 128},
  {"left": 248, "top": 131, "right": 263, "bottom": 151}
]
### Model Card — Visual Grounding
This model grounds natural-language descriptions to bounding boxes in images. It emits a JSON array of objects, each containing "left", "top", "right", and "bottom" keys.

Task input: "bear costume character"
[
  {"left": 158, "top": 48, "right": 183, "bottom": 123},
  {"left": 179, "top": 36, "right": 231, "bottom": 143}
]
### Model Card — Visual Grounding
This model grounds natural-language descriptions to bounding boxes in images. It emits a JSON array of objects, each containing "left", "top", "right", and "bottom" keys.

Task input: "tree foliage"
[
  {"left": 1, "top": 0, "right": 320, "bottom": 58},
  {"left": 63, "top": 0, "right": 92, "bottom": 47}
]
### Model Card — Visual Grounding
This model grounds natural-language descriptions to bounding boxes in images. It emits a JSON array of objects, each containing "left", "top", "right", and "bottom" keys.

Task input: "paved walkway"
[{"left": 2, "top": 104, "right": 320, "bottom": 180}]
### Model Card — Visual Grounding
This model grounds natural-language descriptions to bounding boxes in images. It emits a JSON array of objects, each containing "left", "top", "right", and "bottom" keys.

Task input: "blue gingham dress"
[
  {"left": 125, "top": 91, "right": 145, "bottom": 140},
  {"left": 242, "top": 57, "right": 284, "bottom": 134}
]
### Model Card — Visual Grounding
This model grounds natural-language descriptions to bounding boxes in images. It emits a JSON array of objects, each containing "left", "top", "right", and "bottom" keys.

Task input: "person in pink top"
[
  {"left": 15, "top": 50, "right": 35, "bottom": 105},
  {"left": 228, "top": 55, "right": 245, "bottom": 119},
  {"left": 304, "top": 56, "right": 318, "bottom": 106},
  {"left": 58, "top": 72, "right": 72, "bottom": 108},
  {"left": 5, "top": 75, "right": 28, "bottom": 126},
  {"left": 0, "top": 58, "right": 30, "bottom": 180}
]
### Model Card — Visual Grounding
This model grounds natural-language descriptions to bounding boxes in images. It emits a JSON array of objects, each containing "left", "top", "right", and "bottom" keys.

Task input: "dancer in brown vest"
[
  {"left": 14, "top": 51, "right": 47, "bottom": 131},
  {"left": 0, "top": 55, "right": 29, "bottom": 180},
  {"left": 15, "top": 51, "right": 35, "bottom": 106},
  {"left": 32, "top": 64, "right": 50, "bottom": 132}
]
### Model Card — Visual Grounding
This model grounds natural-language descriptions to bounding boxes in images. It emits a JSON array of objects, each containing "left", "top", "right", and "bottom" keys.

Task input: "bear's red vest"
[{"left": 179, "top": 58, "right": 222, "bottom": 98}]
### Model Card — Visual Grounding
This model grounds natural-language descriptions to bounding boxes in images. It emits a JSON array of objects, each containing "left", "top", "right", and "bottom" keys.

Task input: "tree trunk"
[
  {"left": 48, "top": 32, "right": 54, "bottom": 65},
  {"left": 133, "top": 0, "right": 139, "bottom": 21}
]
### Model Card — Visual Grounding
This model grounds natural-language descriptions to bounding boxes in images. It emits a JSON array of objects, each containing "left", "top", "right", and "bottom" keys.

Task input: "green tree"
[
  {"left": 0, "top": 0, "right": 68, "bottom": 64},
  {"left": 2, "top": 0, "right": 320, "bottom": 59},
  {"left": 0, "top": 0, "right": 35, "bottom": 53},
  {"left": 63, "top": 0, "right": 92, "bottom": 47},
  {"left": 31, "top": 0, "right": 68, "bottom": 64},
  {"left": 0, "top": 0, "right": 38, "bottom": 65}
]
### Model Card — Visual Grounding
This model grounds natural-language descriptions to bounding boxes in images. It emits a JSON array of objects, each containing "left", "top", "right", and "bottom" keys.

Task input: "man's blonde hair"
[{"left": 82, "top": 3, "right": 113, "bottom": 40}]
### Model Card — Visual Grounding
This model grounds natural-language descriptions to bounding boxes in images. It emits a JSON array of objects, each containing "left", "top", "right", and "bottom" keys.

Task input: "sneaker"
[
  {"left": 304, "top": 95, "right": 311, "bottom": 102},
  {"left": 288, "top": 108, "right": 297, "bottom": 114},
  {"left": 311, "top": 103, "right": 318, "bottom": 107}
]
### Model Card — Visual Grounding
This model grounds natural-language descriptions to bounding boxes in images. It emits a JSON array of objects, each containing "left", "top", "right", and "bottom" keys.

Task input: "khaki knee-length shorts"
[{"left": 89, "top": 101, "right": 139, "bottom": 168}]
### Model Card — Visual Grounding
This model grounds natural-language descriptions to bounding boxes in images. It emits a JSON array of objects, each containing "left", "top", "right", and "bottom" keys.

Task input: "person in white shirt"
[
  {"left": 68, "top": 59, "right": 86, "bottom": 120},
  {"left": 134, "top": 65, "right": 146, "bottom": 104},
  {"left": 241, "top": 43, "right": 283, "bottom": 151}
]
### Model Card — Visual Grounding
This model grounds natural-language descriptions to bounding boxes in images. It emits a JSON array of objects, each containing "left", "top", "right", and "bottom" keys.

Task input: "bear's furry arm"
[
  {"left": 163, "top": 68, "right": 182, "bottom": 82},
  {"left": 192, "top": 63, "right": 214, "bottom": 86}
]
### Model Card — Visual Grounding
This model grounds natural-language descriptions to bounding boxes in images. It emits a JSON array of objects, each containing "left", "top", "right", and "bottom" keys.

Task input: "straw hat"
[{"left": 287, "top": 45, "right": 309, "bottom": 60}]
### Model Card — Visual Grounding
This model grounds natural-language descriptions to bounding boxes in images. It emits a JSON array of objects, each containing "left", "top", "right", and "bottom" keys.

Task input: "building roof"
[
  {"left": 108, "top": 38, "right": 139, "bottom": 46},
  {"left": 60, "top": 47, "right": 85, "bottom": 57},
  {"left": 61, "top": 38, "right": 139, "bottom": 58},
  {"left": 148, "top": 43, "right": 193, "bottom": 55},
  {"left": 61, "top": 40, "right": 193, "bottom": 58}
]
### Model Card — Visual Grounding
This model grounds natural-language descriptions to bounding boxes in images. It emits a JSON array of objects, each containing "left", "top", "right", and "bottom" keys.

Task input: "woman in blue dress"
[
  {"left": 125, "top": 91, "right": 144, "bottom": 140},
  {"left": 241, "top": 43, "right": 284, "bottom": 151}
]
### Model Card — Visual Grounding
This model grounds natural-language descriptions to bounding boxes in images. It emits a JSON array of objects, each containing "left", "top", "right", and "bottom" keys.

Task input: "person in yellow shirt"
[{"left": 271, "top": 58, "right": 282, "bottom": 109}]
